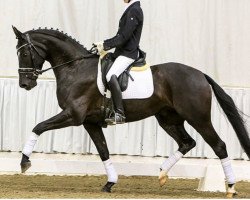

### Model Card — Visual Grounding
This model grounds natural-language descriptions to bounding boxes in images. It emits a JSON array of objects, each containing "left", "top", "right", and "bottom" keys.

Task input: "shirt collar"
[{"left": 124, "top": 0, "right": 140, "bottom": 13}]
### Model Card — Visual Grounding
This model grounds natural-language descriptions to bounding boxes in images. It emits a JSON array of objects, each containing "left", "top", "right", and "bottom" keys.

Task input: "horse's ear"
[{"left": 12, "top": 26, "right": 24, "bottom": 39}]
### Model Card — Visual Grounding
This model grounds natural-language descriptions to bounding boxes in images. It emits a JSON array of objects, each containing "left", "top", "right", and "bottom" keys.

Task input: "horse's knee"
[
  {"left": 179, "top": 139, "right": 196, "bottom": 155},
  {"left": 213, "top": 141, "right": 228, "bottom": 159},
  {"left": 32, "top": 122, "right": 45, "bottom": 135}
]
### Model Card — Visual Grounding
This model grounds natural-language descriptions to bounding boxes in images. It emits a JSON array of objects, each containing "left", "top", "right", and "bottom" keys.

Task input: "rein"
[
  {"left": 38, "top": 53, "right": 97, "bottom": 75},
  {"left": 17, "top": 34, "right": 98, "bottom": 78}
]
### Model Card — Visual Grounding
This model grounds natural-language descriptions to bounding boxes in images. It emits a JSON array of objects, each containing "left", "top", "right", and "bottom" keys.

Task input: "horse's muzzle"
[{"left": 19, "top": 80, "right": 37, "bottom": 90}]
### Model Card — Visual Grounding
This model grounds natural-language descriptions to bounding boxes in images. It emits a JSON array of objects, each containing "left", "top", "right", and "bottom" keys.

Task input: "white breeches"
[{"left": 106, "top": 56, "right": 134, "bottom": 82}]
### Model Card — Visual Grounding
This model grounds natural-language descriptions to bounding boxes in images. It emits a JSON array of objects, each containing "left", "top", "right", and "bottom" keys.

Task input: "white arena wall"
[
  {"left": 0, "top": 0, "right": 250, "bottom": 181},
  {"left": 1, "top": 0, "right": 250, "bottom": 87},
  {"left": 0, "top": 78, "right": 249, "bottom": 160}
]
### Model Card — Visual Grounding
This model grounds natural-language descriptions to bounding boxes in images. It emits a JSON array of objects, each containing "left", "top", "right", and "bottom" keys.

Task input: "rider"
[{"left": 94, "top": 0, "right": 144, "bottom": 125}]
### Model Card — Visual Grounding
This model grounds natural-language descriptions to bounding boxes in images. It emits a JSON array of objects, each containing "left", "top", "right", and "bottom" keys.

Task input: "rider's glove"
[
  {"left": 94, "top": 41, "right": 104, "bottom": 53},
  {"left": 94, "top": 41, "right": 107, "bottom": 58}
]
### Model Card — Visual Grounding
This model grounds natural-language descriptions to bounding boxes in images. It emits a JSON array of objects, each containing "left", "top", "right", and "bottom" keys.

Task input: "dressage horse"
[{"left": 13, "top": 26, "right": 250, "bottom": 196}]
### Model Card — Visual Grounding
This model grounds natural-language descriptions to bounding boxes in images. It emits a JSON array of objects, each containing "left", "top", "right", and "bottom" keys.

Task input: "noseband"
[{"left": 17, "top": 34, "right": 97, "bottom": 80}]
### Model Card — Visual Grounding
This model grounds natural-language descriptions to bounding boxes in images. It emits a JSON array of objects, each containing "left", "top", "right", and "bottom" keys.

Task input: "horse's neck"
[
  {"left": 46, "top": 42, "right": 86, "bottom": 72},
  {"left": 31, "top": 31, "right": 101, "bottom": 110},
  {"left": 33, "top": 32, "right": 95, "bottom": 81}
]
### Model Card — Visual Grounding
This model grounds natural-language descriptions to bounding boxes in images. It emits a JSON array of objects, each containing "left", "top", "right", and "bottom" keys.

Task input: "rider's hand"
[
  {"left": 93, "top": 41, "right": 107, "bottom": 58},
  {"left": 94, "top": 41, "right": 104, "bottom": 53}
]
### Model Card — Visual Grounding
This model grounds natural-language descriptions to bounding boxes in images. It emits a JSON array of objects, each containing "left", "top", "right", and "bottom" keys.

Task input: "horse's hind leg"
[
  {"left": 155, "top": 111, "right": 196, "bottom": 186},
  {"left": 156, "top": 115, "right": 196, "bottom": 155},
  {"left": 189, "top": 120, "right": 237, "bottom": 197}
]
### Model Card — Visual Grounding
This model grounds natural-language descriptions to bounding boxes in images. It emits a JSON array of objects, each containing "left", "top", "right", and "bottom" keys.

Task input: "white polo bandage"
[
  {"left": 221, "top": 157, "right": 236, "bottom": 185},
  {"left": 161, "top": 151, "right": 183, "bottom": 172},
  {"left": 22, "top": 133, "right": 39, "bottom": 157},
  {"left": 103, "top": 159, "right": 118, "bottom": 183}
]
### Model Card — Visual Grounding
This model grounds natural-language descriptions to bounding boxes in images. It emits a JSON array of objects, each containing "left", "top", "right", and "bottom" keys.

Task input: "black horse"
[{"left": 13, "top": 26, "right": 250, "bottom": 195}]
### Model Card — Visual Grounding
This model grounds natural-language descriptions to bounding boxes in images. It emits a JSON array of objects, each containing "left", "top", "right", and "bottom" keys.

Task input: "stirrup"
[{"left": 105, "top": 113, "right": 126, "bottom": 125}]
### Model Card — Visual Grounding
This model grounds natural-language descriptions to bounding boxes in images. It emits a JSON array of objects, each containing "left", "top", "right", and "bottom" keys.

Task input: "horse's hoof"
[
  {"left": 21, "top": 161, "right": 31, "bottom": 173},
  {"left": 226, "top": 192, "right": 237, "bottom": 198},
  {"left": 20, "top": 154, "right": 31, "bottom": 173},
  {"left": 226, "top": 185, "right": 238, "bottom": 198},
  {"left": 101, "top": 182, "right": 115, "bottom": 193},
  {"left": 159, "top": 170, "right": 168, "bottom": 187}
]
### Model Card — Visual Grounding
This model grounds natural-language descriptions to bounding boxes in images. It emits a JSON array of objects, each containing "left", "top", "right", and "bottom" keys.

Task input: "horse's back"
[
  {"left": 152, "top": 62, "right": 206, "bottom": 81},
  {"left": 151, "top": 62, "right": 210, "bottom": 91}
]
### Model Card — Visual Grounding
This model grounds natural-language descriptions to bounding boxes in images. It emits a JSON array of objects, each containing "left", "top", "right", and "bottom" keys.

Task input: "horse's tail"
[{"left": 204, "top": 73, "right": 250, "bottom": 159}]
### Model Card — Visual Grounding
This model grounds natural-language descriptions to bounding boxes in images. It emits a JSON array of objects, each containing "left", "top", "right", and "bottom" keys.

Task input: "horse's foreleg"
[
  {"left": 32, "top": 109, "right": 81, "bottom": 135},
  {"left": 84, "top": 123, "right": 118, "bottom": 193},
  {"left": 21, "top": 109, "right": 83, "bottom": 173}
]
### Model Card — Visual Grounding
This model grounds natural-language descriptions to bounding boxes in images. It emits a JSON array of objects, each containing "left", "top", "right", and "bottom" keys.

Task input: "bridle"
[{"left": 17, "top": 33, "right": 97, "bottom": 80}]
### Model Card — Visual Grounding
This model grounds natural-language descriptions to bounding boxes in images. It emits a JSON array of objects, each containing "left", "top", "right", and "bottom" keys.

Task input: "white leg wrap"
[
  {"left": 221, "top": 157, "right": 236, "bottom": 185},
  {"left": 161, "top": 151, "right": 183, "bottom": 172},
  {"left": 103, "top": 159, "right": 118, "bottom": 183},
  {"left": 22, "top": 133, "right": 39, "bottom": 157}
]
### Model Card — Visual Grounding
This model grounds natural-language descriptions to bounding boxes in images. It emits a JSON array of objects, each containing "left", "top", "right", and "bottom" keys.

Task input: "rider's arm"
[{"left": 103, "top": 8, "right": 140, "bottom": 51}]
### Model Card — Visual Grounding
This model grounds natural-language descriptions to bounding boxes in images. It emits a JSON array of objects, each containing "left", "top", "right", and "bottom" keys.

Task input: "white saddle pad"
[{"left": 97, "top": 60, "right": 154, "bottom": 99}]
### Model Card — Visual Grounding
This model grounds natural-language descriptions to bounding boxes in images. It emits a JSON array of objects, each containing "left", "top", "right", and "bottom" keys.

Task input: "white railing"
[{"left": 0, "top": 78, "right": 249, "bottom": 159}]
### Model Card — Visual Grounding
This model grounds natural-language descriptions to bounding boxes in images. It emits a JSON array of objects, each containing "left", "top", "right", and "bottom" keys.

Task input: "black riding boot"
[{"left": 105, "top": 75, "right": 126, "bottom": 125}]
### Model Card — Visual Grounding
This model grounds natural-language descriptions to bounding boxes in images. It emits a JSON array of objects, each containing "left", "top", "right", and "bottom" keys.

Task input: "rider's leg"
[
  {"left": 107, "top": 74, "right": 126, "bottom": 123},
  {"left": 106, "top": 56, "right": 134, "bottom": 124},
  {"left": 106, "top": 56, "right": 135, "bottom": 82}
]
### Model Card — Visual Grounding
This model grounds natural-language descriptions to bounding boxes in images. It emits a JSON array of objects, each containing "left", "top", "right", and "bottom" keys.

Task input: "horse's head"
[{"left": 12, "top": 26, "right": 46, "bottom": 90}]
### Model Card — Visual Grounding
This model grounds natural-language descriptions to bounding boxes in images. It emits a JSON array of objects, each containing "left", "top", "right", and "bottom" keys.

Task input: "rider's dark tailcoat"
[{"left": 103, "top": 1, "right": 144, "bottom": 60}]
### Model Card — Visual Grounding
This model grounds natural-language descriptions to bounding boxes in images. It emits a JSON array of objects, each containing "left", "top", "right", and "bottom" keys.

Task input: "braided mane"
[{"left": 26, "top": 27, "right": 89, "bottom": 52}]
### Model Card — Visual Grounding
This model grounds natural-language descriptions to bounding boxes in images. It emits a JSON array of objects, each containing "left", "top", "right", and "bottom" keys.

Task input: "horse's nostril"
[{"left": 20, "top": 84, "right": 28, "bottom": 88}]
